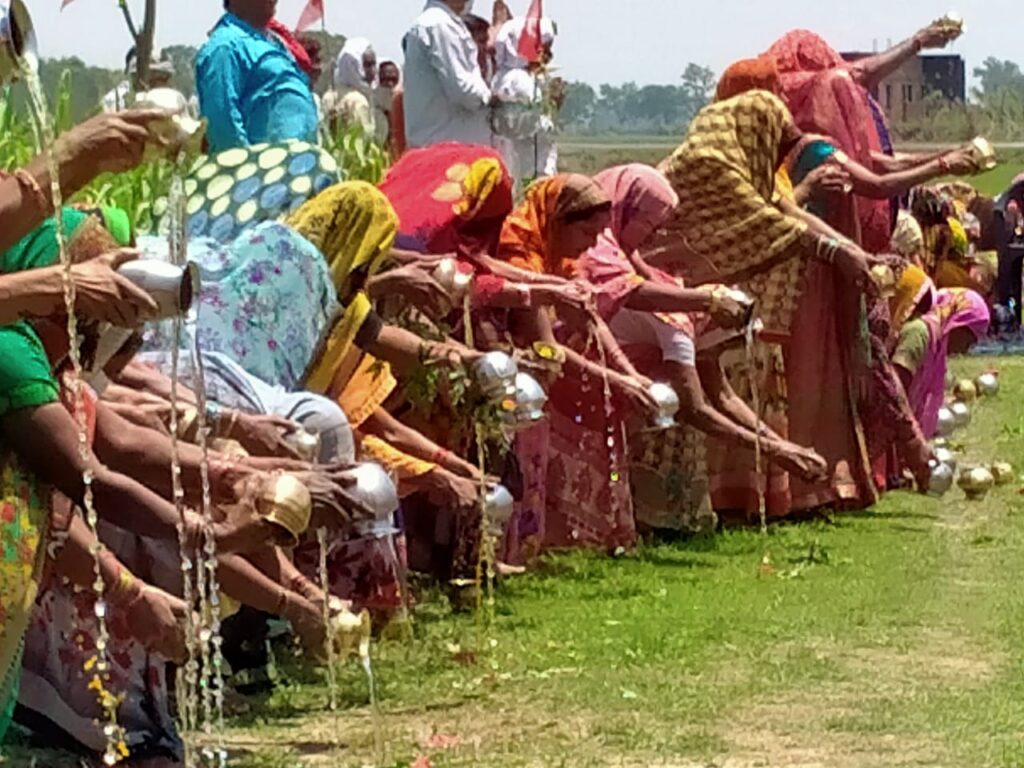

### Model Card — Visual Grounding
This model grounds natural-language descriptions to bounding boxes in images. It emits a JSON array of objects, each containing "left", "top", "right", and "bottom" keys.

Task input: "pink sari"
[
  {"left": 909, "top": 289, "right": 990, "bottom": 438},
  {"left": 767, "top": 31, "right": 892, "bottom": 253},
  {"left": 585, "top": 165, "right": 715, "bottom": 533}
]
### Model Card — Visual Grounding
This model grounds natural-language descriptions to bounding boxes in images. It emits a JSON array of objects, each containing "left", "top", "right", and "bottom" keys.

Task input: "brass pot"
[
  {"left": 958, "top": 466, "right": 994, "bottom": 501},
  {"left": 331, "top": 606, "right": 372, "bottom": 660},
  {"left": 953, "top": 379, "right": 978, "bottom": 404},
  {"left": 257, "top": 474, "right": 313, "bottom": 547},
  {"left": 991, "top": 462, "right": 1015, "bottom": 486}
]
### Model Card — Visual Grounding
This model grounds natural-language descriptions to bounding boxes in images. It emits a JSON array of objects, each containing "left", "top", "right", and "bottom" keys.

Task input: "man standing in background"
[
  {"left": 402, "top": 0, "right": 495, "bottom": 149},
  {"left": 196, "top": 0, "right": 318, "bottom": 152}
]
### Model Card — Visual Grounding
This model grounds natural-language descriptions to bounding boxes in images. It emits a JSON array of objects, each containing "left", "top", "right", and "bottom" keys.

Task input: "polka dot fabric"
[{"left": 154, "top": 141, "right": 342, "bottom": 243}]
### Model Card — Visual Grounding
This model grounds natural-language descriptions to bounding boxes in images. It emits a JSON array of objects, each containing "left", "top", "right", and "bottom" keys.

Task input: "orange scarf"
[{"left": 498, "top": 173, "right": 609, "bottom": 277}]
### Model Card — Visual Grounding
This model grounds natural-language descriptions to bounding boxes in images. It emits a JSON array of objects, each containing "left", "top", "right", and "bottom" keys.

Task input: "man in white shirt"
[{"left": 403, "top": 0, "right": 495, "bottom": 149}]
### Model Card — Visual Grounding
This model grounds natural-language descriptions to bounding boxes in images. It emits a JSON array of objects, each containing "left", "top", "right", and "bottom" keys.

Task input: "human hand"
[
  {"left": 772, "top": 444, "right": 828, "bottom": 482},
  {"left": 293, "top": 468, "right": 374, "bottom": 529},
  {"left": 613, "top": 373, "right": 660, "bottom": 420},
  {"left": 943, "top": 148, "right": 979, "bottom": 176},
  {"left": 56, "top": 109, "right": 171, "bottom": 184},
  {"left": 531, "top": 280, "right": 594, "bottom": 317},
  {"left": 705, "top": 285, "right": 751, "bottom": 330},
  {"left": 226, "top": 413, "right": 303, "bottom": 460},
  {"left": 426, "top": 467, "right": 481, "bottom": 512},
  {"left": 127, "top": 586, "right": 189, "bottom": 664},
  {"left": 915, "top": 20, "right": 962, "bottom": 50},
  {"left": 70, "top": 249, "right": 159, "bottom": 327},
  {"left": 374, "top": 265, "right": 454, "bottom": 317}
]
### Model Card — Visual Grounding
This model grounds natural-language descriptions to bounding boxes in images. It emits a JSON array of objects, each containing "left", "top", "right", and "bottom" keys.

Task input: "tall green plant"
[{"left": 323, "top": 123, "right": 388, "bottom": 184}]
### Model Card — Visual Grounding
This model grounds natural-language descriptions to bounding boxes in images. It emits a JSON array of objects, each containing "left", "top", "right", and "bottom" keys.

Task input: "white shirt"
[
  {"left": 102, "top": 81, "right": 132, "bottom": 114},
  {"left": 402, "top": 1, "right": 492, "bottom": 148}
]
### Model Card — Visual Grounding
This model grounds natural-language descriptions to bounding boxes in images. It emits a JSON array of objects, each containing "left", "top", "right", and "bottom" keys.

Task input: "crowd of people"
[{"left": 0, "top": 0, "right": 1008, "bottom": 764}]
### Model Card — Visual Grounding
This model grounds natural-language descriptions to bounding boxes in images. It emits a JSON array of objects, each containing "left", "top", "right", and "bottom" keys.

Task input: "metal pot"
[
  {"left": 976, "top": 372, "right": 1000, "bottom": 397},
  {"left": 959, "top": 466, "right": 994, "bottom": 501},
  {"left": 649, "top": 382, "right": 680, "bottom": 431},
  {"left": 950, "top": 401, "right": 971, "bottom": 430},
  {"left": 483, "top": 484, "right": 515, "bottom": 532},
  {"left": 953, "top": 379, "right": 978, "bottom": 404},
  {"left": 341, "top": 462, "right": 399, "bottom": 522},
  {"left": 432, "top": 257, "right": 474, "bottom": 302},
  {"left": 474, "top": 351, "right": 518, "bottom": 399},
  {"left": 991, "top": 462, "right": 1015, "bottom": 486},
  {"left": 330, "top": 606, "right": 372, "bottom": 661},
  {"left": 258, "top": 474, "right": 313, "bottom": 548},
  {"left": 0, "top": 0, "right": 36, "bottom": 82},
  {"left": 508, "top": 372, "right": 547, "bottom": 428},
  {"left": 968, "top": 136, "right": 996, "bottom": 171},
  {"left": 933, "top": 446, "right": 958, "bottom": 475},
  {"left": 927, "top": 460, "right": 954, "bottom": 498},
  {"left": 117, "top": 260, "right": 199, "bottom": 320},
  {"left": 285, "top": 428, "right": 321, "bottom": 463},
  {"left": 935, "top": 407, "right": 957, "bottom": 438}
]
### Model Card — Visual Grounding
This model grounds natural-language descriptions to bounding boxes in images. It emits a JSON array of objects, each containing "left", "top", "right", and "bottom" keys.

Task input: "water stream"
[{"left": 21, "top": 62, "right": 126, "bottom": 766}]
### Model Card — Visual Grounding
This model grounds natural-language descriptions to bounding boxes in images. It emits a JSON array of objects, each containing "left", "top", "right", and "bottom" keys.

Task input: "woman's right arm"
[
  {"left": 0, "top": 111, "right": 165, "bottom": 254},
  {"left": 850, "top": 23, "right": 961, "bottom": 91}
]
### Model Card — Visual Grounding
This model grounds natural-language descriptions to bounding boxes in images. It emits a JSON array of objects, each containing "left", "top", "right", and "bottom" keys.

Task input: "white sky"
[{"left": 34, "top": 0, "right": 1021, "bottom": 84}]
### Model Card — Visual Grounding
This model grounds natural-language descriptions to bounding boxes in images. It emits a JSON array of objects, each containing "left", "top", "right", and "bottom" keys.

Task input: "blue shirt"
[{"left": 196, "top": 13, "right": 318, "bottom": 152}]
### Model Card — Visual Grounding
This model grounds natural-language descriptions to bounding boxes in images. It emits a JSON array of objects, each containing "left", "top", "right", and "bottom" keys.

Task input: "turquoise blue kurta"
[{"left": 196, "top": 13, "right": 319, "bottom": 152}]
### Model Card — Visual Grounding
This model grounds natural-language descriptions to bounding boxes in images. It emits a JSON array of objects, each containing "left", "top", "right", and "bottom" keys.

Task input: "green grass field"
[{"left": 10, "top": 356, "right": 1024, "bottom": 767}]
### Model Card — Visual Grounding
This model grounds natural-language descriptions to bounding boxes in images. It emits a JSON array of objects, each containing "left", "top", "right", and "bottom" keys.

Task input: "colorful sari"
[
  {"left": 156, "top": 140, "right": 341, "bottom": 243},
  {"left": 581, "top": 165, "right": 715, "bottom": 533},
  {"left": 496, "top": 175, "right": 635, "bottom": 551},
  {"left": 658, "top": 91, "right": 809, "bottom": 337},
  {"left": 787, "top": 132, "right": 921, "bottom": 501},
  {"left": 766, "top": 30, "right": 893, "bottom": 253},
  {"left": 897, "top": 288, "right": 990, "bottom": 438},
  {"left": 379, "top": 142, "right": 514, "bottom": 257}
]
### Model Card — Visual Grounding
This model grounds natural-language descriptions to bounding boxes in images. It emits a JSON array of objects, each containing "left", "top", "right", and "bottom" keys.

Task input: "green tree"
[
  {"left": 680, "top": 63, "right": 716, "bottom": 114},
  {"left": 560, "top": 81, "right": 596, "bottom": 129}
]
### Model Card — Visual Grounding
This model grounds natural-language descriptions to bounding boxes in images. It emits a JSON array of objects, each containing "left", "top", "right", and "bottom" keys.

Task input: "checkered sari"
[{"left": 659, "top": 91, "right": 810, "bottom": 335}]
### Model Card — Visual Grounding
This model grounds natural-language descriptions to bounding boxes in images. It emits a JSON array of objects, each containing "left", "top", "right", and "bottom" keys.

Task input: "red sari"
[
  {"left": 766, "top": 31, "right": 893, "bottom": 253},
  {"left": 379, "top": 142, "right": 514, "bottom": 257}
]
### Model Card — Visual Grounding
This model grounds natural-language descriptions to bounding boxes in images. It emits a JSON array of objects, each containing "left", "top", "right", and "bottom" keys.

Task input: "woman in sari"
[
  {"left": 763, "top": 24, "right": 961, "bottom": 253},
  {"left": 656, "top": 90, "right": 891, "bottom": 517},
  {"left": 586, "top": 164, "right": 827, "bottom": 533},
  {"left": 893, "top": 288, "right": 990, "bottom": 440},
  {"left": 494, "top": 173, "right": 666, "bottom": 551},
  {"left": 143, "top": 182, "right": 488, "bottom": 602},
  {"left": 379, "top": 142, "right": 515, "bottom": 258}
]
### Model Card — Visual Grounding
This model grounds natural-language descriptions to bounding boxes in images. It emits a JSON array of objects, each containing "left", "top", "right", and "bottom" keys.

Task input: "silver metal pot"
[
  {"left": 935, "top": 407, "right": 956, "bottom": 438},
  {"left": 117, "top": 260, "right": 199, "bottom": 320},
  {"left": 0, "top": 0, "right": 36, "bottom": 81},
  {"left": 927, "top": 460, "right": 954, "bottom": 498},
  {"left": 950, "top": 401, "right": 971, "bottom": 430},
  {"left": 341, "top": 462, "right": 399, "bottom": 522},
  {"left": 649, "top": 382, "right": 680, "bottom": 430},
  {"left": 474, "top": 351, "right": 518, "bottom": 399},
  {"left": 976, "top": 372, "right": 999, "bottom": 397},
  {"left": 509, "top": 372, "right": 547, "bottom": 428}
]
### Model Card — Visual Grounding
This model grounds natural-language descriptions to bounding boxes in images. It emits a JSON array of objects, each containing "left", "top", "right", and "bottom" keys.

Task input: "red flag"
[
  {"left": 295, "top": 0, "right": 324, "bottom": 32},
  {"left": 516, "top": 0, "right": 544, "bottom": 63},
  {"left": 61, "top": 0, "right": 77, "bottom": 9}
]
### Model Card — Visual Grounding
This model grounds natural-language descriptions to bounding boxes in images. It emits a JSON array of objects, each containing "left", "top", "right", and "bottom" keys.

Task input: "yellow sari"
[{"left": 289, "top": 182, "right": 435, "bottom": 481}]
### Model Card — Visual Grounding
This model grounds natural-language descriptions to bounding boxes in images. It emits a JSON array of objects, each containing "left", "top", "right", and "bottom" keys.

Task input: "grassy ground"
[{"left": 10, "top": 355, "right": 1024, "bottom": 767}]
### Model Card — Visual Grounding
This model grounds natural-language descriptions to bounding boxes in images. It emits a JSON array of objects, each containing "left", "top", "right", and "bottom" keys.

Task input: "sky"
[{"left": 33, "top": 0, "right": 1024, "bottom": 86}]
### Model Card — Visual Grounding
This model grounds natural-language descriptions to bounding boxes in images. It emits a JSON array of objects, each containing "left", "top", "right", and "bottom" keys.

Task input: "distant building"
[{"left": 841, "top": 52, "right": 966, "bottom": 124}]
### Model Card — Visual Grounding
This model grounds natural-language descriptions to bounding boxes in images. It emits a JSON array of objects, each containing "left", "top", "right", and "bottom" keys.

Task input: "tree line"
[{"left": 12, "top": 50, "right": 1024, "bottom": 142}]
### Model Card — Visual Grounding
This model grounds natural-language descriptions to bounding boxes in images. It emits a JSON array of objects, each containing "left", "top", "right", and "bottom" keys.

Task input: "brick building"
[{"left": 840, "top": 52, "right": 966, "bottom": 124}]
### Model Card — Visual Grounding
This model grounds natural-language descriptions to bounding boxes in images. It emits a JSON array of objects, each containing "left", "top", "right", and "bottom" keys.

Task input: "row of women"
[{"left": 0, "top": 17, "right": 999, "bottom": 768}]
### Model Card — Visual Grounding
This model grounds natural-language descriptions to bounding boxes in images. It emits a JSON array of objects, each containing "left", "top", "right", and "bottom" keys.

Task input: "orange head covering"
[
  {"left": 498, "top": 173, "right": 610, "bottom": 277},
  {"left": 715, "top": 56, "right": 781, "bottom": 102}
]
